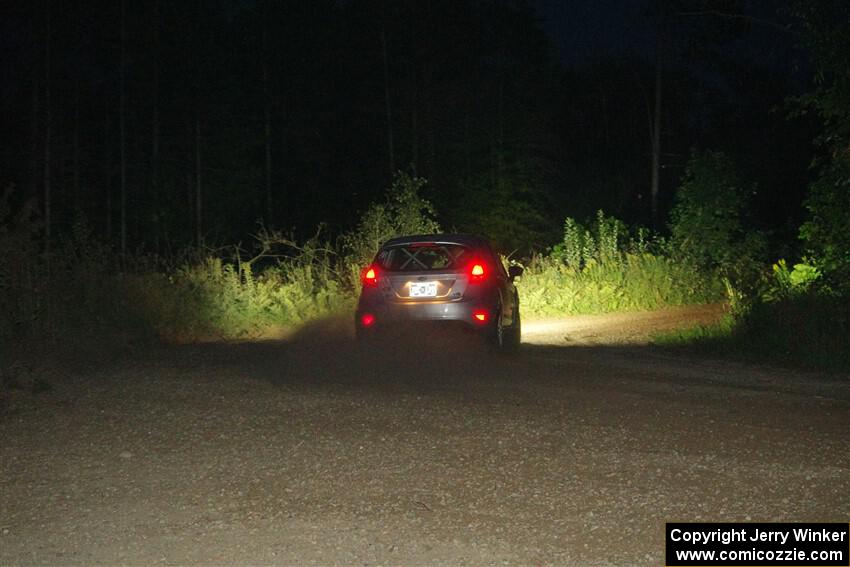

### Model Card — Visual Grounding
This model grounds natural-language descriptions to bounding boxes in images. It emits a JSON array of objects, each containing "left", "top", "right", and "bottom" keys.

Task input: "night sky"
[
  {"left": 536, "top": 0, "right": 802, "bottom": 67},
  {"left": 536, "top": 0, "right": 651, "bottom": 64}
]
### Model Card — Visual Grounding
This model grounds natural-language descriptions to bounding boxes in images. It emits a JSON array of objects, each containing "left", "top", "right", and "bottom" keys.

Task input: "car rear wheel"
[
  {"left": 490, "top": 308, "right": 520, "bottom": 353},
  {"left": 493, "top": 314, "right": 505, "bottom": 350},
  {"left": 504, "top": 309, "right": 521, "bottom": 352}
]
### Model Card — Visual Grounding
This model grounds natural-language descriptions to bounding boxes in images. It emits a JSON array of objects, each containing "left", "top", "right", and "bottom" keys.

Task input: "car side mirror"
[{"left": 508, "top": 265, "right": 523, "bottom": 281}]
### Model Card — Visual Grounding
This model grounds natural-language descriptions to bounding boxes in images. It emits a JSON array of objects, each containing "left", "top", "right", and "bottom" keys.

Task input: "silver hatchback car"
[{"left": 354, "top": 234, "right": 522, "bottom": 350}]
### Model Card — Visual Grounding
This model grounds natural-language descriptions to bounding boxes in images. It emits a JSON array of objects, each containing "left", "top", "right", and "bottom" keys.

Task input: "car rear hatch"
[{"left": 377, "top": 242, "right": 471, "bottom": 302}]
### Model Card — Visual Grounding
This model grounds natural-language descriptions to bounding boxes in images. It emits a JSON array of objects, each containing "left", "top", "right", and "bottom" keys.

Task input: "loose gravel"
[{"left": 2, "top": 306, "right": 849, "bottom": 566}]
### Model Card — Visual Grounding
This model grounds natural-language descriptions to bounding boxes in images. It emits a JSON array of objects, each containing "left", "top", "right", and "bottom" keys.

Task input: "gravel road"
[{"left": 2, "top": 305, "right": 849, "bottom": 566}]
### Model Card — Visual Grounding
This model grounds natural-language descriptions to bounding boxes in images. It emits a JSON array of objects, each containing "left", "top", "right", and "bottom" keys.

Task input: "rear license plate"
[{"left": 409, "top": 281, "right": 438, "bottom": 297}]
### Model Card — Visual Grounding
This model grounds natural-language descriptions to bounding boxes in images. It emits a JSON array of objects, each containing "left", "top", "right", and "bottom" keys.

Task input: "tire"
[
  {"left": 493, "top": 315, "right": 506, "bottom": 351},
  {"left": 489, "top": 307, "right": 520, "bottom": 354},
  {"left": 504, "top": 309, "right": 521, "bottom": 352}
]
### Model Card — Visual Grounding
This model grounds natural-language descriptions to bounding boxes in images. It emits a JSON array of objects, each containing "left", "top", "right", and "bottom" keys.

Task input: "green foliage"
[
  {"left": 130, "top": 171, "right": 442, "bottom": 339},
  {"left": 670, "top": 151, "right": 745, "bottom": 269},
  {"left": 789, "top": 2, "right": 850, "bottom": 286},
  {"left": 517, "top": 253, "right": 721, "bottom": 317},
  {"left": 126, "top": 251, "right": 352, "bottom": 340},
  {"left": 665, "top": 292, "right": 850, "bottom": 372},
  {"left": 668, "top": 151, "right": 767, "bottom": 299},
  {"left": 798, "top": 157, "right": 850, "bottom": 284},
  {"left": 763, "top": 259, "right": 821, "bottom": 301},
  {"left": 518, "top": 211, "right": 723, "bottom": 317},
  {"left": 2, "top": 174, "right": 441, "bottom": 346},
  {"left": 789, "top": 1, "right": 850, "bottom": 150},
  {"left": 448, "top": 176, "right": 557, "bottom": 254},
  {"left": 551, "top": 210, "right": 634, "bottom": 268},
  {"left": 341, "top": 172, "right": 440, "bottom": 269},
  {"left": 659, "top": 255, "right": 848, "bottom": 371}
]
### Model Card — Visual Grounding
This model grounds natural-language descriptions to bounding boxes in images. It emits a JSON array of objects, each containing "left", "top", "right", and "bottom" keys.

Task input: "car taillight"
[
  {"left": 362, "top": 266, "right": 378, "bottom": 287},
  {"left": 472, "top": 309, "right": 489, "bottom": 323},
  {"left": 360, "top": 313, "right": 376, "bottom": 327},
  {"left": 469, "top": 262, "right": 486, "bottom": 283}
]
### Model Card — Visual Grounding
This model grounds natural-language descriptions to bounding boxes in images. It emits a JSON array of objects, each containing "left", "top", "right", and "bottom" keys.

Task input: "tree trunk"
[
  {"left": 262, "top": 3, "right": 272, "bottom": 223},
  {"left": 426, "top": 92, "right": 435, "bottom": 179},
  {"left": 194, "top": 2, "right": 203, "bottom": 247},
  {"left": 104, "top": 98, "right": 112, "bottom": 240},
  {"left": 409, "top": 11, "right": 418, "bottom": 173},
  {"left": 464, "top": 84, "right": 471, "bottom": 179},
  {"left": 380, "top": 7, "right": 395, "bottom": 178},
  {"left": 73, "top": 76, "right": 81, "bottom": 210},
  {"left": 498, "top": 76, "right": 504, "bottom": 176},
  {"left": 43, "top": 0, "right": 51, "bottom": 251},
  {"left": 411, "top": 81, "right": 418, "bottom": 172},
  {"left": 650, "top": 3, "right": 664, "bottom": 229},
  {"left": 29, "top": 52, "right": 39, "bottom": 200},
  {"left": 194, "top": 110, "right": 202, "bottom": 247},
  {"left": 152, "top": 0, "right": 161, "bottom": 252},
  {"left": 120, "top": 0, "right": 127, "bottom": 255},
  {"left": 651, "top": 61, "right": 661, "bottom": 229}
]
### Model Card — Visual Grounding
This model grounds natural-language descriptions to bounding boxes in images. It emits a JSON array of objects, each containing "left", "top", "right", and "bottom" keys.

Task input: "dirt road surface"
[{"left": 2, "top": 305, "right": 849, "bottom": 566}]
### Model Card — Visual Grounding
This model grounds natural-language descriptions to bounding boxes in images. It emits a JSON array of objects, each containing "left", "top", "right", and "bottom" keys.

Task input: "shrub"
[
  {"left": 518, "top": 210, "right": 723, "bottom": 317},
  {"left": 669, "top": 151, "right": 743, "bottom": 268},
  {"left": 517, "top": 252, "right": 720, "bottom": 317},
  {"left": 762, "top": 259, "right": 821, "bottom": 301},
  {"left": 734, "top": 292, "right": 850, "bottom": 370},
  {"left": 799, "top": 156, "right": 850, "bottom": 287},
  {"left": 448, "top": 176, "right": 555, "bottom": 254},
  {"left": 125, "top": 240, "right": 353, "bottom": 340},
  {"left": 551, "top": 210, "right": 634, "bottom": 268},
  {"left": 669, "top": 150, "right": 767, "bottom": 282},
  {"left": 658, "top": 258, "right": 849, "bottom": 371},
  {"left": 341, "top": 171, "right": 440, "bottom": 269}
]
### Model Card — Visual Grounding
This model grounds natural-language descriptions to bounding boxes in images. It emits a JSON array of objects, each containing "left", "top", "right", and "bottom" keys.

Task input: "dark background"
[{"left": 0, "top": 0, "right": 819, "bottom": 254}]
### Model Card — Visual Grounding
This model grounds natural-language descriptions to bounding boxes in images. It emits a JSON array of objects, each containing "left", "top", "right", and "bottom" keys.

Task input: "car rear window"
[{"left": 376, "top": 243, "right": 471, "bottom": 272}]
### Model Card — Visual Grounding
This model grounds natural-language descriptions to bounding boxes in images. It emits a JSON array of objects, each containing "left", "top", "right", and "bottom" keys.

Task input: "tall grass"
[
  {"left": 517, "top": 211, "right": 723, "bottom": 317},
  {"left": 2, "top": 192, "right": 721, "bottom": 352},
  {"left": 518, "top": 253, "right": 720, "bottom": 316},
  {"left": 1, "top": 173, "right": 432, "bottom": 347},
  {"left": 125, "top": 253, "right": 353, "bottom": 340}
]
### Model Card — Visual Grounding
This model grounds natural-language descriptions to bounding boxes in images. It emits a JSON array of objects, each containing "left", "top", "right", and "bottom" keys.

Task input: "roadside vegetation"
[
  {"left": 516, "top": 210, "right": 722, "bottom": 315},
  {"left": 655, "top": 4, "right": 850, "bottom": 372},
  {"left": 0, "top": 164, "right": 724, "bottom": 351},
  {"left": 0, "top": 173, "right": 439, "bottom": 347},
  {"left": 2, "top": 6, "right": 848, "bottom": 371},
  {"left": 3, "top": 143, "right": 848, "bottom": 372},
  {"left": 2, "top": 141, "right": 848, "bottom": 372}
]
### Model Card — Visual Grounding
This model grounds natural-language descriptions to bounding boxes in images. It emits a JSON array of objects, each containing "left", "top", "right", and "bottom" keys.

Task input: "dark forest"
[{"left": 0, "top": 0, "right": 824, "bottom": 250}]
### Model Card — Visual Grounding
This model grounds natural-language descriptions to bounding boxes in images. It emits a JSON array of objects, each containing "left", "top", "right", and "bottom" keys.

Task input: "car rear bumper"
[{"left": 355, "top": 299, "right": 496, "bottom": 332}]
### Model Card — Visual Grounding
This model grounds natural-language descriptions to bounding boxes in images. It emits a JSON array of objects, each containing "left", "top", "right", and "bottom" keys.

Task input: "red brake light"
[
  {"left": 469, "top": 262, "right": 486, "bottom": 283},
  {"left": 361, "top": 313, "right": 376, "bottom": 327},
  {"left": 472, "top": 309, "right": 489, "bottom": 323},
  {"left": 362, "top": 266, "right": 378, "bottom": 287}
]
